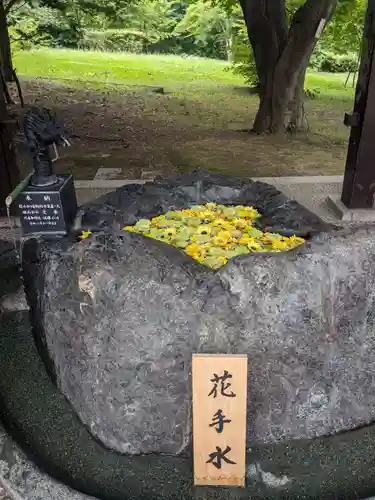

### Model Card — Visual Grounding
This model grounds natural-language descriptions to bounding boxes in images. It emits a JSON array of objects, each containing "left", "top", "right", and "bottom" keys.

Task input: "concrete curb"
[
  {"left": 254, "top": 175, "right": 343, "bottom": 185},
  {"left": 73, "top": 176, "right": 344, "bottom": 190},
  {"left": 74, "top": 180, "right": 146, "bottom": 189}
]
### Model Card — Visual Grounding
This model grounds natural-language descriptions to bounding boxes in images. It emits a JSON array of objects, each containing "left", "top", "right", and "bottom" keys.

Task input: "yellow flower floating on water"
[
  {"left": 163, "top": 227, "right": 177, "bottom": 239},
  {"left": 80, "top": 204, "right": 305, "bottom": 268},
  {"left": 80, "top": 231, "right": 92, "bottom": 239},
  {"left": 119, "top": 203, "right": 305, "bottom": 269},
  {"left": 289, "top": 235, "right": 305, "bottom": 246},
  {"left": 197, "top": 225, "right": 212, "bottom": 236},
  {"left": 211, "top": 230, "right": 232, "bottom": 247}
]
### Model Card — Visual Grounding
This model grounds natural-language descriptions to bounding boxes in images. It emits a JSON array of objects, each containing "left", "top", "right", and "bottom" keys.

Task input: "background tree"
[
  {"left": 238, "top": 0, "right": 331, "bottom": 133},
  {"left": 174, "top": 0, "right": 241, "bottom": 61},
  {"left": 231, "top": 0, "right": 359, "bottom": 134},
  {"left": 1, "top": 0, "right": 132, "bottom": 80},
  {"left": 323, "top": 0, "right": 365, "bottom": 54},
  {"left": 116, "top": 0, "right": 175, "bottom": 52},
  {"left": 3, "top": 0, "right": 365, "bottom": 129},
  {"left": 0, "top": 0, "right": 18, "bottom": 80}
]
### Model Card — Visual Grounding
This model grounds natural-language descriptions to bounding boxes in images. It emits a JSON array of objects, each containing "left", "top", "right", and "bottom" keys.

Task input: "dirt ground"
[{"left": 11, "top": 80, "right": 349, "bottom": 181}]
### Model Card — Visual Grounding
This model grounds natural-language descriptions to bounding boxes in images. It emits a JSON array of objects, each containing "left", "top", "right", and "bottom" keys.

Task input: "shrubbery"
[
  {"left": 231, "top": 41, "right": 358, "bottom": 94},
  {"left": 8, "top": 0, "right": 360, "bottom": 80},
  {"left": 8, "top": 7, "right": 55, "bottom": 52},
  {"left": 8, "top": 0, "right": 233, "bottom": 60},
  {"left": 79, "top": 29, "right": 147, "bottom": 53},
  {"left": 230, "top": 23, "right": 259, "bottom": 87},
  {"left": 310, "top": 49, "right": 358, "bottom": 73}
]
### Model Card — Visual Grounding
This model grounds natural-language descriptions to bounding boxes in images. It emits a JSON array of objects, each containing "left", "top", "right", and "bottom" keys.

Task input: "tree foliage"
[
  {"left": 8, "top": 0, "right": 241, "bottom": 59},
  {"left": 116, "top": 0, "right": 175, "bottom": 45},
  {"left": 6, "top": 0, "right": 367, "bottom": 65},
  {"left": 173, "top": 0, "right": 241, "bottom": 60},
  {"left": 322, "top": 0, "right": 365, "bottom": 54},
  {"left": 0, "top": 0, "right": 368, "bottom": 136},
  {"left": 221, "top": 0, "right": 363, "bottom": 133}
]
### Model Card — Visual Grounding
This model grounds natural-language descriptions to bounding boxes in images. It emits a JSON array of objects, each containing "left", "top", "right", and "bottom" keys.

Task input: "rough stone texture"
[
  {"left": 0, "top": 240, "right": 25, "bottom": 315},
  {"left": 217, "top": 227, "right": 375, "bottom": 442},
  {"left": 0, "top": 426, "right": 94, "bottom": 500},
  {"left": 24, "top": 170, "right": 375, "bottom": 457},
  {"left": 80, "top": 169, "right": 331, "bottom": 236},
  {"left": 2, "top": 231, "right": 375, "bottom": 499}
]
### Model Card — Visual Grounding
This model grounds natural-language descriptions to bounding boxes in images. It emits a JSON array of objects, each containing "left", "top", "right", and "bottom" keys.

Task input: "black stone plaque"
[{"left": 17, "top": 175, "right": 78, "bottom": 235}]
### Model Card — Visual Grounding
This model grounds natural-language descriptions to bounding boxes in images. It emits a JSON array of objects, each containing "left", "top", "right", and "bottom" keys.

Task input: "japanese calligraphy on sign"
[
  {"left": 18, "top": 191, "right": 64, "bottom": 233},
  {"left": 16, "top": 175, "right": 77, "bottom": 236},
  {"left": 192, "top": 354, "right": 248, "bottom": 487}
]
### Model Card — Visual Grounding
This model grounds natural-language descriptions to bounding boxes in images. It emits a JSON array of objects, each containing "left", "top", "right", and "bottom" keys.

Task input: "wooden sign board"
[{"left": 192, "top": 354, "right": 248, "bottom": 487}]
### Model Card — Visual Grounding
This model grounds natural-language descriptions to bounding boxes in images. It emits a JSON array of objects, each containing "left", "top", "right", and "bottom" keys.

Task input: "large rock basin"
[{"left": 22, "top": 170, "right": 375, "bottom": 456}]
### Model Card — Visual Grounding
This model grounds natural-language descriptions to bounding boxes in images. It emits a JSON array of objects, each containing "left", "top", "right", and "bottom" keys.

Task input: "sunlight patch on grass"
[
  {"left": 14, "top": 48, "right": 244, "bottom": 88},
  {"left": 306, "top": 71, "right": 355, "bottom": 101}
]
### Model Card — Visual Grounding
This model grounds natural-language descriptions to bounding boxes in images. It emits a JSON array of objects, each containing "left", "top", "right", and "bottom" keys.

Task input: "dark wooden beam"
[
  {"left": 0, "top": 69, "right": 19, "bottom": 216},
  {"left": 341, "top": 0, "right": 375, "bottom": 209}
]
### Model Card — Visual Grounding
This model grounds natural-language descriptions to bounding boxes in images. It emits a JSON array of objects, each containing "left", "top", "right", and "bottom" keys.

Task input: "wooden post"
[
  {"left": 0, "top": 63, "right": 18, "bottom": 216},
  {"left": 341, "top": 0, "right": 375, "bottom": 209},
  {"left": 0, "top": 0, "right": 13, "bottom": 82}
]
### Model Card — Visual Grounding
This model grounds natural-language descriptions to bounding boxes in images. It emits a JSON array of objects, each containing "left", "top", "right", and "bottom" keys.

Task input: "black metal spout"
[{"left": 23, "top": 107, "right": 69, "bottom": 187}]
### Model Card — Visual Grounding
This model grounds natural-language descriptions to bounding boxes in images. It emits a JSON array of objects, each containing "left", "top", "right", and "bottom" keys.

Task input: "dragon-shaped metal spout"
[{"left": 23, "top": 107, "right": 70, "bottom": 187}]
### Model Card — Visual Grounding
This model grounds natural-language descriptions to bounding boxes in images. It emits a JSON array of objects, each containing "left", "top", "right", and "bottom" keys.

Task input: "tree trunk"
[
  {"left": 226, "top": 35, "right": 233, "bottom": 62},
  {"left": 0, "top": 0, "right": 13, "bottom": 82},
  {"left": 239, "top": 0, "right": 288, "bottom": 132},
  {"left": 287, "top": 62, "right": 309, "bottom": 133},
  {"left": 222, "top": 16, "right": 233, "bottom": 63},
  {"left": 240, "top": 0, "right": 336, "bottom": 134}
]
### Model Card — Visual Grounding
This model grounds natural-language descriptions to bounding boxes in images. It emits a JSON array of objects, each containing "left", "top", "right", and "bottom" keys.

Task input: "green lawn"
[
  {"left": 13, "top": 48, "right": 356, "bottom": 100},
  {"left": 14, "top": 48, "right": 243, "bottom": 88},
  {"left": 13, "top": 48, "right": 355, "bottom": 179}
]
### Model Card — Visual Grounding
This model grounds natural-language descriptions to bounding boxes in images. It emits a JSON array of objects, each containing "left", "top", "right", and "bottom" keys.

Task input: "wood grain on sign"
[{"left": 192, "top": 354, "right": 248, "bottom": 487}]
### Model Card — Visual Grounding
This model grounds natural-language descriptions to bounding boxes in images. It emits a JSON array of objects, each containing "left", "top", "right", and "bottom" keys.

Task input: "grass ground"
[{"left": 12, "top": 48, "right": 355, "bottom": 180}]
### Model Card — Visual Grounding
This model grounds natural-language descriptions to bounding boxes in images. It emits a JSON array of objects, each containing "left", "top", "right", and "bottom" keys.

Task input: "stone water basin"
[{"left": 22, "top": 170, "right": 375, "bottom": 456}]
